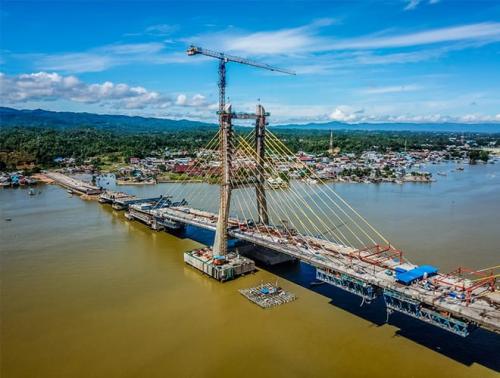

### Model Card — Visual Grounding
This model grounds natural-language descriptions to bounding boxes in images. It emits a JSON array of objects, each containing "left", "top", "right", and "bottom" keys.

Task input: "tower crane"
[
  {"left": 186, "top": 45, "right": 295, "bottom": 257},
  {"left": 186, "top": 45, "right": 295, "bottom": 113}
]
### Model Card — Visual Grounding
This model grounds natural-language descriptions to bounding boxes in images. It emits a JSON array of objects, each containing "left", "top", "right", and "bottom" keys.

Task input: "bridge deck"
[
  {"left": 45, "top": 172, "right": 101, "bottom": 195},
  {"left": 155, "top": 206, "right": 500, "bottom": 334},
  {"left": 41, "top": 172, "right": 500, "bottom": 335}
]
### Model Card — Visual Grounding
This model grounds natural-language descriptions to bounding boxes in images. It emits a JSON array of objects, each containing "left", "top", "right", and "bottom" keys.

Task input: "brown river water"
[{"left": 1, "top": 161, "right": 499, "bottom": 377}]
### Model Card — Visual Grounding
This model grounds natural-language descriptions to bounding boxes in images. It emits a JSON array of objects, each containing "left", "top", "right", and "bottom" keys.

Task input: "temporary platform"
[
  {"left": 98, "top": 190, "right": 131, "bottom": 204},
  {"left": 239, "top": 282, "right": 296, "bottom": 308},
  {"left": 111, "top": 195, "right": 165, "bottom": 211}
]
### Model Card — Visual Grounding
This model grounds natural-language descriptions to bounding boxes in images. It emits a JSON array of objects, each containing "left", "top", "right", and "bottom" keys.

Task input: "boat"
[
  {"left": 67, "top": 189, "right": 73, "bottom": 195},
  {"left": 437, "top": 172, "right": 447, "bottom": 176},
  {"left": 28, "top": 188, "right": 36, "bottom": 196},
  {"left": 304, "top": 178, "right": 318, "bottom": 184},
  {"left": 25, "top": 178, "right": 38, "bottom": 185},
  {"left": 267, "top": 177, "right": 288, "bottom": 189},
  {"left": 310, "top": 281, "right": 325, "bottom": 287}
]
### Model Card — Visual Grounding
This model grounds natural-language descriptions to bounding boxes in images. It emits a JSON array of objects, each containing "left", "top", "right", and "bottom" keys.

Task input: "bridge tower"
[
  {"left": 186, "top": 45, "right": 294, "bottom": 257},
  {"left": 212, "top": 103, "right": 233, "bottom": 256},
  {"left": 255, "top": 104, "right": 269, "bottom": 225}
]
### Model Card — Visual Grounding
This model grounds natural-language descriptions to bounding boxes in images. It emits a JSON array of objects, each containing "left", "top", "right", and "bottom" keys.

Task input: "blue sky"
[{"left": 1, "top": 0, "right": 500, "bottom": 124}]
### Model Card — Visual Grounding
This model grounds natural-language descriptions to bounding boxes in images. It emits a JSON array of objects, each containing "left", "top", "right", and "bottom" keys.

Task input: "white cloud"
[
  {"left": 0, "top": 71, "right": 217, "bottom": 112},
  {"left": 9, "top": 20, "right": 500, "bottom": 76},
  {"left": 328, "top": 23, "right": 500, "bottom": 50},
  {"left": 405, "top": 0, "right": 440, "bottom": 10},
  {"left": 145, "top": 24, "right": 178, "bottom": 36},
  {"left": 30, "top": 42, "right": 190, "bottom": 73},
  {"left": 37, "top": 53, "right": 115, "bottom": 73},
  {"left": 351, "top": 48, "right": 448, "bottom": 64},
  {"left": 360, "top": 84, "right": 422, "bottom": 95},
  {"left": 326, "top": 109, "right": 500, "bottom": 124},
  {"left": 0, "top": 71, "right": 168, "bottom": 109},
  {"left": 459, "top": 113, "right": 500, "bottom": 123},
  {"left": 404, "top": 0, "right": 421, "bottom": 11},
  {"left": 329, "top": 106, "right": 364, "bottom": 122},
  {"left": 185, "top": 18, "right": 337, "bottom": 56},
  {"left": 183, "top": 21, "right": 500, "bottom": 77},
  {"left": 2, "top": 72, "right": 498, "bottom": 125},
  {"left": 125, "top": 24, "right": 178, "bottom": 37},
  {"left": 175, "top": 93, "right": 208, "bottom": 107},
  {"left": 187, "top": 21, "right": 500, "bottom": 57},
  {"left": 175, "top": 94, "right": 188, "bottom": 106},
  {"left": 289, "top": 48, "right": 450, "bottom": 74}
]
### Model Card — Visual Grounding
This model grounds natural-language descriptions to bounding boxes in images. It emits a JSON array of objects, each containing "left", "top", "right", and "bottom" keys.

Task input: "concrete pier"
[{"left": 184, "top": 248, "right": 255, "bottom": 282}]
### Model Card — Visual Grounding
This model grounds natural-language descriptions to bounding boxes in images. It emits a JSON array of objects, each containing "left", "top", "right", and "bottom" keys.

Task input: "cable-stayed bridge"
[
  {"left": 45, "top": 101, "right": 500, "bottom": 338},
  {"left": 47, "top": 45, "right": 500, "bottom": 338},
  {"left": 109, "top": 104, "right": 498, "bottom": 338}
]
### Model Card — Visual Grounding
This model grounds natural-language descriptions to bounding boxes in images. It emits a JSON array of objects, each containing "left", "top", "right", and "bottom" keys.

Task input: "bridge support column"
[
  {"left": 213, "top": 104, "right": 233, "bottom": 256},
  {"left": 255, "top": 104, "right": 269, "bottom": 225}
]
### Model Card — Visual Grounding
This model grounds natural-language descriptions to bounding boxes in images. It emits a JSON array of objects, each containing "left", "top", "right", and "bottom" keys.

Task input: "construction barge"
[
  {"left": 98, "top": 190, "right": 132, "bottom": 205},
  {"left": 125, "top": 196, "right": 188, "bottom": 231},
  {"left": 98, "top": 190, "right": 168, "bottom": 211}
]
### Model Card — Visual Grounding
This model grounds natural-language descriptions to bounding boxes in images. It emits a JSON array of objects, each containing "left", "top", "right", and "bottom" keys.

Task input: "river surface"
[{"left": 1, "top": 161, "right": 499, "bottom": 377}]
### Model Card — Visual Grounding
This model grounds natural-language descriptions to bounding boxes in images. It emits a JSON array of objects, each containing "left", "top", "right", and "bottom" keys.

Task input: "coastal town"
[{"left": 2, "top": 134, "right": 496, "bottom": 188}]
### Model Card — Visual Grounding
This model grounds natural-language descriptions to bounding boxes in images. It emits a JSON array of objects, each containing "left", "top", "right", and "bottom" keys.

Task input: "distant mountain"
[
  {"left": 0, "top": 107, "right": 216, "bottom": 133},
  {"left": 1, "top": 107, "right": 499, "bottom": 133},
  {"left": 275, "top": 121, "right": 500, "bottom": 133}
]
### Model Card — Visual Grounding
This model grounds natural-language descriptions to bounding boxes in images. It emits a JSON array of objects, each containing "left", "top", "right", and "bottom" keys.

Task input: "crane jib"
[{"left": 186, "top": 45, "right": 295, "bottom": 75}]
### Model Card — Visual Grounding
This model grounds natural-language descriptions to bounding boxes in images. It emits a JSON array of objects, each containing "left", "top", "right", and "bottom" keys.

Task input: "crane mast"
[
  {"left": 186, "top": 45, "right": 294, "bottom": 256},
  {"left": 187, "top": 45, "right": 295, "bottom": 113}
]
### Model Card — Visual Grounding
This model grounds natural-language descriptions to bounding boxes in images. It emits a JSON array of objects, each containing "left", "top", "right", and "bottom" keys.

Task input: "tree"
[
  {"left": 479, "top": 150, "right": 489, "bottom": 162},
  {"left": 468, "top": 149, "right": 480, "bottom": 163}
]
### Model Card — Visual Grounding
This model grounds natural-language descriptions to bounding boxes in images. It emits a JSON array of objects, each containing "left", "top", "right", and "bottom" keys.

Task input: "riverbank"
[{"left": 116, "top": 179, "right": 156, "bottom": 185}]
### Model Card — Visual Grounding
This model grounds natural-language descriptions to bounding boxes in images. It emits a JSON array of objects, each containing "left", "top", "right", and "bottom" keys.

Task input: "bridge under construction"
[{"left": 43, "top": 45, "right": 500, "bottom": 338}]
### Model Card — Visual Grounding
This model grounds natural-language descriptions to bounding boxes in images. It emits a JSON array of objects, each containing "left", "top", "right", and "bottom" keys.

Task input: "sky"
[{"left": 1, "top": 0, "right": 500, "bottom": 124}]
